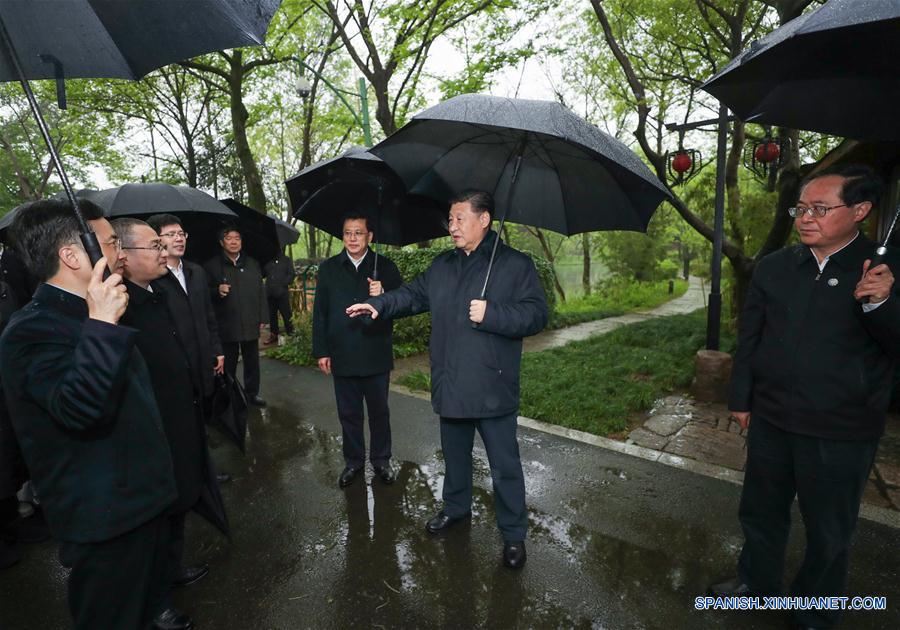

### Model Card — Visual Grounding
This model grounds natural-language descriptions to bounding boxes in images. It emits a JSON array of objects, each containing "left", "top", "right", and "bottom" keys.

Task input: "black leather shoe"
[
  {"left": 0, "top": 540, "right": 20, "bottom": 569},
  {"left": 4, "top": 510, "right": 51, "bottom": 544},
  {"left": 152, "top": 608, "right": 193, "bottom": 630},
  {"left": 425, "top": 510, "right": 471, "bottom": 534},
  {"left": 215, "top": 473, "right": 232, "bottom": 484},
  {"left": 249, "top": 395, "right": 267, "bottom": 407},
  {"left": 172, "top": 564, "right": 209, "bottom": 587},
  {"left": 339, "top": 466, "right": 361, "bottom": 488},
  {"left": 503, "top": 540, "right": 527, "bottom": 569},
  {"left": 707, "top": 576, "right": 755, "bottom": 597},
  {"left": 373, "top": 465, "right": 395, "bottom": 484}
]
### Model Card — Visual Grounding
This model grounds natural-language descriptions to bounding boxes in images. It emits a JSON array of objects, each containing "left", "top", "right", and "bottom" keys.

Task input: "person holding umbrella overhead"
[
  {"left": 709, "top": 165, "right": 900, "bottom": 629},
  {"left": 314, "top": 212, "right": 403, "bottom": 488},
  {"left": 0, "top": 200, "right": 183, "bottom": 629},
  {"left": 347, "top": 190, "right": 548, "bottom": 569}
]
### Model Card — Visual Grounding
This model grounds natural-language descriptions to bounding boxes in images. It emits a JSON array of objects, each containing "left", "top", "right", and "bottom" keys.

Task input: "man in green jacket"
[{"left": 313, "top": 213, "right": 403, "bottom": 488}]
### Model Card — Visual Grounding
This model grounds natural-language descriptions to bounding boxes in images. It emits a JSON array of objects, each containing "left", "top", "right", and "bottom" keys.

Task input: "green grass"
[
  {"left": 550, "top": 278, "right": 688, "bottom": 329},
  {"left": 398, "top": 308, "right": 734, "bottom": 437},
  {"left": 397, "top": 370, "right": 431, "bottom": 391}
]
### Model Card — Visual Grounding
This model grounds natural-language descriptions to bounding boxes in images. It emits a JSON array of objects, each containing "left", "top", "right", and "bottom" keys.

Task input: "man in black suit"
[
  {"left": 313, "top": 213, "right": 403, "bottom": 488},
  {"left": 0, "top": 199, "right": 185, "bottom": 629},
  {"left": 709, "top": 165, "right": 900, "bottom": 629},
  {"left": 203, "top": 228, "right": 267, "bottom": 407},
  {"left": 114, "top": 218, "right": 222, "bottom": 601}
]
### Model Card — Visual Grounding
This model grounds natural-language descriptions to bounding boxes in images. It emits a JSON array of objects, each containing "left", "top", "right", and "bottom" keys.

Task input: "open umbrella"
[
  {"left": 0, "top": 0, "right": 282, "bottom": 263},
  {"left": 219, "top": 198, "right": 281, "bottom": 264},
  {"left": 370, "top": 94, "right": 670, "bottom": 295},
  {"left": 701, "top": 0, "right": 900, "bottom": 141},
  {"left": 272, "top": 216, "right": 300, "bottom": 247},
  {"left": 82, "top": 183, "right": 242, "bottom": 264},
  {"left": 287, "top": 146, "right": 448, "bottom": 277}
]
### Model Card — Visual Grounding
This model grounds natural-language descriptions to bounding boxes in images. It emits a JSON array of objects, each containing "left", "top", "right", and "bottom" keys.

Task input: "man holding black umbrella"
[
  {"left": 709, "top": 165, "right": 900, "bottom": 629},
  {"left": 347, "top": 191, "right": 547, "bottom": 569}
]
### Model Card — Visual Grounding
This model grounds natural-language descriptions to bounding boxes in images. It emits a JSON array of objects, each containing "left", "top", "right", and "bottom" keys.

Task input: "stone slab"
[
  {"left": 644, "top": 414, "right": 690, "bottom": 437},
  {"left": 664, "top": 423, "right": 746, "bottom": 471},
  {"left": 628, "top": 427, "right": 670, "bottom": 450}
]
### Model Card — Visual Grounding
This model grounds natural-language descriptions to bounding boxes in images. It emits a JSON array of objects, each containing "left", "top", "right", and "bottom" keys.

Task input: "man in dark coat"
[
  {"left": 348, "top": 190, "right": 548, "bottom": 569},
  {"left": 263, "top": 249, "right": 296, "bottom": 344},
  {"left": 0, "top": 199, "right": 183, "bottom": 629},
  {"left": 709, "top": 165, "right": 900, "bottom": 629},
  {"left": 313, "top": 212, "right": 403, "bottom": 488},
  {"left": 203, "top": 228, "right": 267, "bottom": 407},
  {"left": 147, "top": 213, "right": 224, "bottom": 399}
]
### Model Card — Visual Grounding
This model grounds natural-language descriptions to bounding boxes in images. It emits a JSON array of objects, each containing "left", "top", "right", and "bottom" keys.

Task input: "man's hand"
[
  {"left": 469, "top": 299, "right": 487, "bottom": 324},
  {"left": 346, "top": 303, "right": 379, "bottom": 319},
  {"left": 218, "top": 283, "right": 231, "bottom": 298},
  {"left": 87, "top": 258, "right": 128, "bottom": 325},
  {"left": 317, "top": 357, "right": 332, "bottom": 375},
  {"left": 214, "top": 355, "right": 225, "bottom": 375},
  {"left": 367, "top": 277, "right": 383, "bottom": 297},
  {"left": 729, "top": 411, "right": 751, "bottom": 430},
  {"left": 854, "top": 259, "right": 894, "bottom": 303}
]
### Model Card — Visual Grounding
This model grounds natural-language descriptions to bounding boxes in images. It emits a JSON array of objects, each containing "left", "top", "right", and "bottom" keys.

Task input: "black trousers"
[
  {"left": 58, "top": 514, "right": 171, "bottom": 630},
  {"left": 737, "top": 417, "right": 877, "bottom": 628},
  {"left": 440, "top": 412, "right": 527, "bottom": 542},
  {"left": 223, "top": 340, "right": 260, "bottom": 397},
  {"left": 267, "top": 295, "right": 293, "bottom": 335},
  {"left": 333, "top": 372, "right": 391, "bottom": 469}
]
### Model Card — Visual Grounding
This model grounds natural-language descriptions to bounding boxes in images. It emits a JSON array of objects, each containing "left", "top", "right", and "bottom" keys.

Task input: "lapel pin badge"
[{"left": 827, "top": 278, "right": 839, "bottom": 287}]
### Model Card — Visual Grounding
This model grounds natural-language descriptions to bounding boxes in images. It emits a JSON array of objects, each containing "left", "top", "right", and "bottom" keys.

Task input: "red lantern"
[
  {"left": 754, "top": 141, "right": 780, "bottom": 163},
  {"left": 671, "top": 152, "right": 692, "bottom": 173}
]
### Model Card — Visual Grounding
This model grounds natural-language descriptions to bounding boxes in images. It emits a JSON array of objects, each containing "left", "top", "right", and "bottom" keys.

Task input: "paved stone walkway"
[{"left": 628, "top": 395, "right": 900, "bottom": 512}]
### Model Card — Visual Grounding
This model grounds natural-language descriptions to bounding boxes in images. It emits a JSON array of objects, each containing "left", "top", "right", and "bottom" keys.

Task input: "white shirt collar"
[{"left": 812, "top": 231, "right": 859, "bottom": 272}]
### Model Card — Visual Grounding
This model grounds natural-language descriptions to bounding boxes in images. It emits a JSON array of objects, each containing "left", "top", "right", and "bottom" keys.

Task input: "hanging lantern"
[
  {"left": 754, "top": 140, "right": 780, "bottom": 163},
  {"left": 666, "top": 147, "right": 701, "bottom": 185},
  {"left": 671, "top": 151, "right": 693, "bottom": 173},
  {"left": 745, "top": 128, "right": 788, "bottom": 185}
]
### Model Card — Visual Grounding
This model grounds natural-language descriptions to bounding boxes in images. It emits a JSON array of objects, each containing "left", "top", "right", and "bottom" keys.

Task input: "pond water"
[{"left": 553, "top": 261, "right": 610, "bottom": 298}]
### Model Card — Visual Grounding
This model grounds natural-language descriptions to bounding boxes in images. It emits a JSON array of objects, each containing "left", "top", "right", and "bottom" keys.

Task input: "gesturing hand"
[
  {"left": 469, "top": 299, "right": 487, "bottom": 324},
  {"left": 86, "top": 258, "right": 128, "bottom": 325},
  {"left": 346, "top": 303, "right": 379, "bottom": 319}
]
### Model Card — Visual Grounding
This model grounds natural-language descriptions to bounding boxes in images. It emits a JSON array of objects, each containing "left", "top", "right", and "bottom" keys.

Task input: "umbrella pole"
[
  {"left": 0, "top": 14, "right": 103, "bottom": 265},
  {"left": 479, "top": 154, "right": 523, "bottom": 299}
]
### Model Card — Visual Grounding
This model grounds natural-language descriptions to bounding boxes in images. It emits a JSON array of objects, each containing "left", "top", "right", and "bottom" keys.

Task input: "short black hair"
[
  {"left": 109, "top": 217, "right": 151, "bottom": 246},
  {"left": 449, "top": 189, "right": 494, "bottom": 219},
  {"left": 146, "top": 213, "right": 181, "bottom": 234},
  {"left": 802, "top": 164, "right": 884, "bottom": 209},
  {"left": 341, "top": 211, "right": 372, "bottom": 233},
  {"left": 9, "top": 199, "right": 104, "bottom": 281},
  {"left": 219, "top": 226, "right": 241, "bottom": 241}
]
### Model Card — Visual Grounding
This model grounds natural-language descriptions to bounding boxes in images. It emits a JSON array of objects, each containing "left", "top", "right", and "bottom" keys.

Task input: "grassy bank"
[
  {"left": 398, "top": 308, "right": 734, "bottom": 437},
  {"left": 551, "top": 278, "right": 688, "bottom": 329}
]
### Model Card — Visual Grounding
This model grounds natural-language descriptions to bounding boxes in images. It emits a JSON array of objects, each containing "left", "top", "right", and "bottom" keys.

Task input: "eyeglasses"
[
  {"left": 159, "top": 231, "right": 188, "bottom": 239},
  {"left": 343, "top": 230, "right": 368, "bottom": 239},
  {"left": 103, "top": 237, "right": 122, "bottom": 251},
  {"left": 788, "top": 204, "right": 850, "bottom": 218},
  {"left": 122, "top": 242, "right": 167, "bottom": 252}
]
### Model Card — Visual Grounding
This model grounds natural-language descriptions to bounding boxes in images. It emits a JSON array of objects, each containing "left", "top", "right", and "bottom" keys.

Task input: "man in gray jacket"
[{"left": 347, "top": 190, "right": 548, "bottom": 569}]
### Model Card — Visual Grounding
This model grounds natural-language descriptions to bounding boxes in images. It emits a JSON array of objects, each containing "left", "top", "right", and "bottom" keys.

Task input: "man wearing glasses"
[
  {"left": 203, "top": 228, "right": 267, "bottom": 407},
  {"left": 312, "top": 212, "right": 403, "bottom": 488},
  {"left": 710, "top": 164, "right": 900, "bottom": 629}
]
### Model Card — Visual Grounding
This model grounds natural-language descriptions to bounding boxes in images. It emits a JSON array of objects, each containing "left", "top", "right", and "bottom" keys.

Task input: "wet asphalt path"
[{"left": 1, "top": 357, "right": 898, "bottom": 629}]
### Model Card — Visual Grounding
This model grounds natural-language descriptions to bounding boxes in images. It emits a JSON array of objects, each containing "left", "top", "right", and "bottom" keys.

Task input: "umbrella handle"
[{"left": 859, "top": 202, "right": 900, "bottom": 304}]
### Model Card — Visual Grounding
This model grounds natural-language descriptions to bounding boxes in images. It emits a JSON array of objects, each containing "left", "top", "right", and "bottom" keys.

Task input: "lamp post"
[{"left": 296, "top": 60, "right": 373, "bottom": 147}]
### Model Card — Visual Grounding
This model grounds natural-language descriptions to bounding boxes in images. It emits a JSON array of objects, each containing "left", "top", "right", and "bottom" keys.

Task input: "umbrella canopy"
[
  {"left": 287, "top": 146, "right": 448, "bottom": 246},
  {"left": 0, "top": 0, "right": 281, "bottom": 83},
  {"left": 219, "top": 198, "right": 280, "bottom": 264},
  {"left": 79, "top": 183, "right": 244, "bottom": 264},
  {"left": 370, "top": 94, "right": 671, "bottom": 237},
  {"left": 272, "top": 216, "right": 300, "bottom": 247},
  {"left": 701, "top": 0, "right": 900, "bottom": 141}
]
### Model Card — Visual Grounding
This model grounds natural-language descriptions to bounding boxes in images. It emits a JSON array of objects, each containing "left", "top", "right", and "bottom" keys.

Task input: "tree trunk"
[
  {"left": 371, "top": 75, "right": 397, "bottom": 136},
  {"left": 581, "top": 233, "right": 592, "bottom": 296},
  {"left": 532, "top": 228, "right": 566, "bottom": 302},
  {"left": 228, "top": 52, "right": 267, "bottom": 212}
]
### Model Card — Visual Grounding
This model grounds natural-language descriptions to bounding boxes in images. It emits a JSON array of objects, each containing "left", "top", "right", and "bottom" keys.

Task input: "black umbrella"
[
  {"left": 82, "top": 183, "right": 242, "bottom": 264},
  {"left": 272, "top": 216, "right": 300, "bottom": 247},
  {"left": 370, "top": 94, "right": 670, "bottom": 295},
  {"left": 0, "top": 0, "right": 282, "bottom": 263},
  {"left": 219, "top": 198, "right": 281, "bottom": 264},
  {"left": 701, "top": 0, "right": 900, "bottom": 141}
]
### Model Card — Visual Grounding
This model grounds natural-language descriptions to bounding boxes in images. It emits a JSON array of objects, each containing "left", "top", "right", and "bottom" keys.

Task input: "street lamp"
[{"left": 296, "top": 60, "right": 373, "bottom": 148}]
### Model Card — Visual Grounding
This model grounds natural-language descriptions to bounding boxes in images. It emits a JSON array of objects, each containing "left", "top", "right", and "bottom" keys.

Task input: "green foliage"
[
  {"left": 518, "top": 309, "right": 736, "bottom": 436},
  {"left": 397, "top": 369, "right": 431, "bottom": 392},
  {"left": 268, "top": 311, "right": 316, "bottom": 366}
]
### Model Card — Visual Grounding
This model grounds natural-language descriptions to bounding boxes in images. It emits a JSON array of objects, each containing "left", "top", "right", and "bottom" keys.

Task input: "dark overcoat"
[
  {"left": 313, "top": 249, "right": 403, "bottom": 377},
  {"left": 729, "top": 234, "right": 900, "bottom": 440},
  {"left": 0, "top": 284, "right": 177, "bottom": 543},
  {"left": 369, "top": 231, "right": 548, "bottom": 418},
  {"left": 153, "top": 260, "right": 223, "bottom": 398},
  {"left": 203, "top": 251, "right": 267, "bottom": 343},
  {"left": 120, "top": 281, "right": 207, "bottom": 514},
  {"left": 263, "top": 253, "right": 296, "bottom": 299}
]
